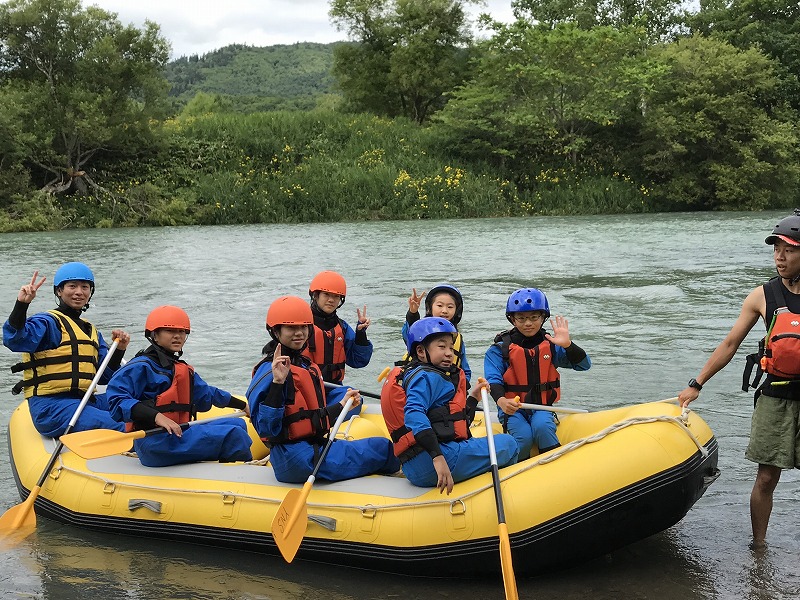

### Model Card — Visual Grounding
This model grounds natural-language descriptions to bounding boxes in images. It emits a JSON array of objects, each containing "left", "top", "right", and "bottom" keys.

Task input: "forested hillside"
[{"left": 165, "top": 42, "right": 340, "bottom": 111}]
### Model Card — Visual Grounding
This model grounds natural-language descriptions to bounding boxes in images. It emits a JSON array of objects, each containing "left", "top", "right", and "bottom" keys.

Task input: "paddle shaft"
[
  {"left": 517, "top": 403, "right": 588, "bottom": 414},
  {"left": 323, "top": 381, "right": 380, "bottom": 400},
  {"left": 481, "top": 387, "right": 519, "bottom": 600},
  {"left": 60, "top": 410, "right": 249, "bottom": 459},
  {"left": 309, "top": 397, "right": 355, "bottom": 482},
  {"left": 140, "top": 410, "right": 247, "bottom": 439},
  {"left": 9, "top": 338, "right": 120, "bottom": 529}
]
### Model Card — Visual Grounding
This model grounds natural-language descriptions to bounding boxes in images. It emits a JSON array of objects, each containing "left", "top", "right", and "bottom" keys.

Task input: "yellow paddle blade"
[
  {"left": 498, "top": 523, "right": 519, "bottom": 600},
  {"left": 271, "top": 485, "right": 310, "bottom": 563},
  {"left": 60, "top": 429, "right": 144, "bottom": 460},
  {"left": 0, "top": 487, "right": 39, "bottom": 539}
]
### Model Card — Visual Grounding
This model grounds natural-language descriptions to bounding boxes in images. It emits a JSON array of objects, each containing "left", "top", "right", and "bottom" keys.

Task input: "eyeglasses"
[{"left": 513, "top": 314, "right": 545, "bottom": 324}]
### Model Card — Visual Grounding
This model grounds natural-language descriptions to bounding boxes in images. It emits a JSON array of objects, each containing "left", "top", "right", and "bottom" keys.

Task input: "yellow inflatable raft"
[{"left": 7, "top": 400, "right": 718, "bottom": 577}]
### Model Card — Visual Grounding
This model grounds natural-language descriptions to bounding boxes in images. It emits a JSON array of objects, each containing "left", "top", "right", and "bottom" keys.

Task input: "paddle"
[
  {"left": 323, "top": 380, "right": 380, "bottom": 400},
  {"left": 0, "top": 338, "right": 120, "bottom": 539},
  {"left": 480, "top": 384, "right": 519, "bottom": 600},
  {"left": 60, "top": 410, "right": 247, "bottom": 459},
  {"left": 518, "top": 402, "right": 588, "bottom": 414},
  {"left": 271, "top": 395, "right": 355, "bottom": 563}
]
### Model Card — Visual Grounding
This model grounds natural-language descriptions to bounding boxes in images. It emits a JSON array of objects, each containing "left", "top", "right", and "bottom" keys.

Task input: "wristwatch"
[{"left": 688, "top": 378, "right": 703, "bottom": 391}]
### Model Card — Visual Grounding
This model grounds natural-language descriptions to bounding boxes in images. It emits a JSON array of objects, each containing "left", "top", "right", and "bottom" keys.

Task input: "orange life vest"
[
  {"left": 304, "top": 321, "right": 347, "bottom": 383},
  {"left": 252, "top": 356, "right": 328, "bottom": 445},
  {"left": 144, "top": 360, "right": 195, "bottom": 427},
  {"left": 499, "top": 334, "right": 560, "bottom": 406},
  {"left": 380, "top": 364, "right": 469, "bottom": 461},
  {"left": 759, "top": 278, "right": 800, "bottom": 379}
]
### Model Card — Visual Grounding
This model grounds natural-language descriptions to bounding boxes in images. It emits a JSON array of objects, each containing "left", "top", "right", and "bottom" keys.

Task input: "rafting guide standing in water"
[{"left": 679, "top": 208, "right": 800, "bottom": 550}]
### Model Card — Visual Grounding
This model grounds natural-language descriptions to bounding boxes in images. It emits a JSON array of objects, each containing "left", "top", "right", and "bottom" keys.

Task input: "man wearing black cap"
[{"left": 678, "top": 208, "right": 800, "bottom": 551}]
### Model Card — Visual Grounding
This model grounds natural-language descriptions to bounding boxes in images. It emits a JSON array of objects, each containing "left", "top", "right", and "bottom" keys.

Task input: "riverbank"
[{"left": 0, "top": 110, "right": 663, "bottom": 233}]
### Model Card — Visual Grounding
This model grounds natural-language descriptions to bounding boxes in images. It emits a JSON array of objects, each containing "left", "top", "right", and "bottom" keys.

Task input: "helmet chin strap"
[{"left": 777, "top": 268, "right": 800, "bottom": 285}]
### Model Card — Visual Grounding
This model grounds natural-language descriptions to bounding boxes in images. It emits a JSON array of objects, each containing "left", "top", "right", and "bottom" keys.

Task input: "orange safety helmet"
[
  {"left": 308, "top": 270, "right": 347, "bottom": 306},
  {"left": 266, "top": 295, "right": 314, "bottom": 328},
  {"left": 145, "top": 305, "right": 191, "bottom": 336}
]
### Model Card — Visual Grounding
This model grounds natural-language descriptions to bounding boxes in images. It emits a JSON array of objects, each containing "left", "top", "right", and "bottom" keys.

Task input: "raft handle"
[
  {"left": 308, "top": 514, "right": 337, "bottom": 531},
  {"left": 128, "top": 499, "right": 163, "bottom": 514},
  {"left": 449, "top": 499, "right": 466, "bottom": 515}
]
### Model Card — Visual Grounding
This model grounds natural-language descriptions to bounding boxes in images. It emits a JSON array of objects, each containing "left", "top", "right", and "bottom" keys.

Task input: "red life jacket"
[
  {"left": 499, "top": 333, "right": 560, "bottom": 406},
  {"left": 142, "top": 360, "right": 195, "bottom": 428},
  {"left": 251, "top": 356, "right": 328, "bottom": 445},
  {"left": 304, "top": 320, "right": 347, "bottom": 383},
  {"left": 380, "top": 364, "right": 469, "bottom": 461}
]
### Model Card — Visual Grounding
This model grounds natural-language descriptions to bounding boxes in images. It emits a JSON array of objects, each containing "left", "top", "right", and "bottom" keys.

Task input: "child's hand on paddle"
[
  {"left": 341, "top": 388, "right": 362, "bottom": 409},
  {"left": 154, "top": 413, "right": 182, "bottom": 436}
]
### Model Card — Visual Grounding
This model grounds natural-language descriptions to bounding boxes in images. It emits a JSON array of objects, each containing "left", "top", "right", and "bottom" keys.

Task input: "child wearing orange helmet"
[
  {"left": 106, "top": 305, "right": 252, "bottom": 467},
  {"left": 248, "top": 296, "right": 399, "bottom": 483},
  {"left": 305, "top": 270, "right": 373, "bottom": 415}
]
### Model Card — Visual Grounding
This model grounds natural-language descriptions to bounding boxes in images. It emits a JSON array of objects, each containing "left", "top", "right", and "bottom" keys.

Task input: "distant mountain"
[{"left": 165, "top": 42, "right": 342, "bottom": 111}]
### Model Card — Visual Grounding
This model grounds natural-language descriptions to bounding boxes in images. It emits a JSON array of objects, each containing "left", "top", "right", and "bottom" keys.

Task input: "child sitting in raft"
[
  {"left": 484, "top": 288, "right": 591, "bottom": 459},
  {"left": 106, "top": 305, "right": 253, "bottom": 467},
  {"left": 4, "top": 263, "right": 130, "bottom": 437},
  {"left": 248, "top": 295, "right": 399, "bottom": 484},
  {"left": 382, "top": 317, "right": 518, "bottom": 494},
  {"left": 402, "top": 284, "right": 471, "bottom": 383},
  {"left": 304, "top": 270, "right": 372, "bottom": 416}
]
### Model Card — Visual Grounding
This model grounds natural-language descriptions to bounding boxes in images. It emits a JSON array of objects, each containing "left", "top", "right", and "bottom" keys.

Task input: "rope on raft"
[{"left": 49, "top": 406, "right": 708, "bottom": 514}]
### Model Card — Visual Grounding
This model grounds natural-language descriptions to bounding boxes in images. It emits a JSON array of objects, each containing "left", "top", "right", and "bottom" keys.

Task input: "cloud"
[{"left": 86, "top": 0, "right": 516, "bottom": 58}]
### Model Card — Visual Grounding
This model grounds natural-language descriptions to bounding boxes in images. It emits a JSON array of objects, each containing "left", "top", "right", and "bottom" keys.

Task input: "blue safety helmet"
[
  {"left": 406, "top": 317, "right": 457, "bottom": 354},
  {"left": 53, "top": 262, "right": 95, "bottom": 295},
  {"left": 505, "top": 288, "right": 550, "bottom": 323},
  {"left": 424, "top": 283, "right": 463, "bottom": 326}
]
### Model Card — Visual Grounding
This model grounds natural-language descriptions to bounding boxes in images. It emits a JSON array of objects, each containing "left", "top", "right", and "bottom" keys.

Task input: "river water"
[{"left": 0, "top": 212, "right": 798, "bottom": 599}]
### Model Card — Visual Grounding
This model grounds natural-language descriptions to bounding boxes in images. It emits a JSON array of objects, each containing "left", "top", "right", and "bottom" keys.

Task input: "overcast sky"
[{"left": 86, "top": 1, "right": 517, "bottom": 59}]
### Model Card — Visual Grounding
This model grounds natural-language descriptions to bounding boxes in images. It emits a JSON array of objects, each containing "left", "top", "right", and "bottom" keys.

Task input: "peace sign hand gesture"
[
  {"left": 408, "top": 288, "right": 426, "bottom": 314},
  {"left": 272, "top": 343, "right": 291, "bottom": 384},
  {"left": 356, "top": 305, "right": 370, "bottom": 331},
  {"left": 18, "top": 271, "right": 46, "bottom": 304}
]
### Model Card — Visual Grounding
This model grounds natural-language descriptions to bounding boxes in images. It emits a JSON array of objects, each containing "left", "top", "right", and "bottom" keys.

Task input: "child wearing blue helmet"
[
  {"left": 382, "top": 317, "right": 518, "bottom": 494},
  {"left": 3, "top": 263, "right": 130, "bottom": 437},
  {"left": 402, "top": 283, "right": 471, "bottom": 383},
  {"left": 484, "top": 288, "right": 591, "bottom": 459}
]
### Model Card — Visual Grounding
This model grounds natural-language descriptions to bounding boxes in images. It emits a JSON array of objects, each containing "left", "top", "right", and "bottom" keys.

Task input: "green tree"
[
  {"left": 435, "top": 21, "right": 658, "bottom": 169},
  {"left": 511, "top": 0, "right": 687, "bottom": 41},
  {"left": 689, "top": 0, "right": 800, "bottom": 111},
  {"left": 633, "top": 34, "right": 800, "bottom": 209},
  {"left": 329, "top": 0, "right": 476, "bottom": 123},
  {"left": 0, "top": 0, "right": 170, "bottom": 196}
]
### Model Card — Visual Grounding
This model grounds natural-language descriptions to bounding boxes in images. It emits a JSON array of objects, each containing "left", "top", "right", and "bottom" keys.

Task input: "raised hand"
[
  {"left": 356, "top": 305, "right": 371, "bottom": 331},
  {"left": 18, "top": 271, "right": 46, "bottom": 304},
  {"left": 272, "top": 343, "right": 291, "bottom": 384},
  {"left": 544, "top": 315, "right": 571, "bottom": 348},
  {"left": 408, "top": 288, "right": 426, "bottom": 314}
]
